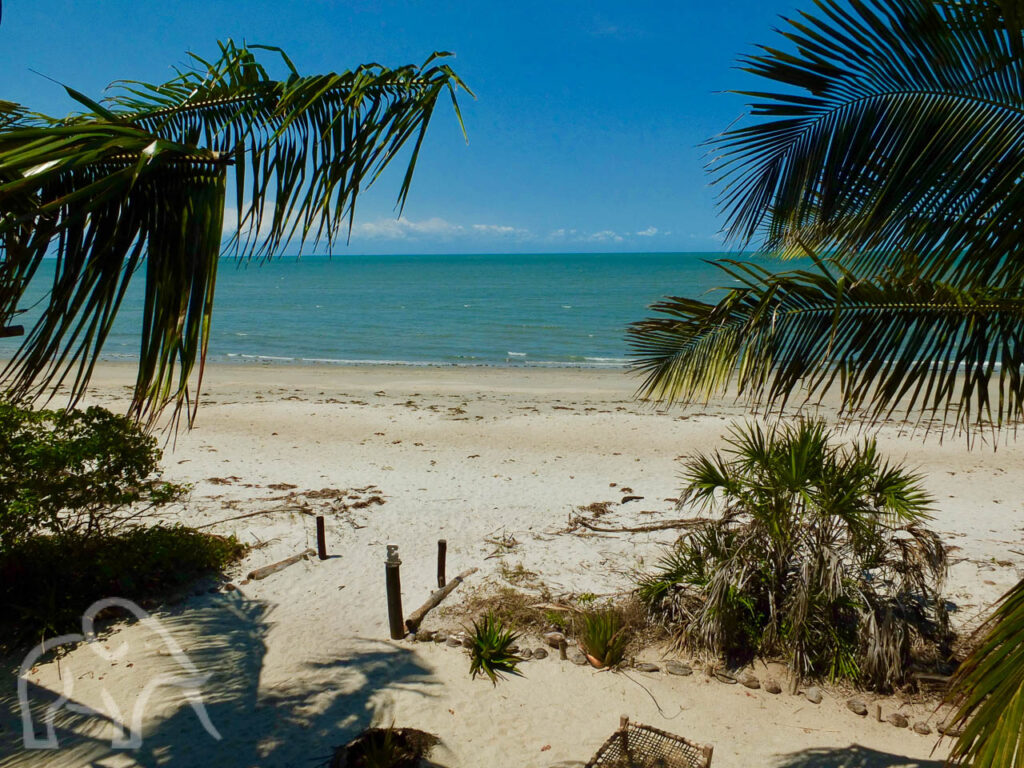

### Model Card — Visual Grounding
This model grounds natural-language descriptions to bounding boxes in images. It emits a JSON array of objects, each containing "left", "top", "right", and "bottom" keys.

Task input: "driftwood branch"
[
  {"left": 195, "top": 505, "right": 315, "bottom": 530},
  {"left": 247, "top": 548, "right": 316, "bottom": 581},
  {"left": 405, "top": 567, "right": 478, "bottom": 633},
  {"left": 568, "top": 517, "right": 703, "bottom": 534}
]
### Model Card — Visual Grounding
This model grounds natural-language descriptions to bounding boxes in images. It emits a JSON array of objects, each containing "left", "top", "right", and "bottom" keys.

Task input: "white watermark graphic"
[{"left": 18, "top": 597, "right": 222, "bottom": 749}]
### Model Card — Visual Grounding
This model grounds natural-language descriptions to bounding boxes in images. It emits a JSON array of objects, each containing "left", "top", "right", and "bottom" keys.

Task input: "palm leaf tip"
[{"left": 944, "top": 578, "right": 1024, "bottom": 767}]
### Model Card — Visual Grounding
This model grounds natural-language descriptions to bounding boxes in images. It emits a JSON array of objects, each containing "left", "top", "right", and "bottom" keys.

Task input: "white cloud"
[
  {"left": 471, "top": 223, "right": 531, "bottom": 238},
  {"left": 587, "top": 229, "right": 625, "bottom": 243},
  {"left": 353, "top": 216, "right": 466, "bottom": 240},
  {"left": 635, "top": 226, "right": 659, "bottom": 237}
]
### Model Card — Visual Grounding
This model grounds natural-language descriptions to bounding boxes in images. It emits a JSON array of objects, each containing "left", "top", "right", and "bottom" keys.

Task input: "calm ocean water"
[{"left": 2, "top": 253, "right": 779, "bottom": 369}]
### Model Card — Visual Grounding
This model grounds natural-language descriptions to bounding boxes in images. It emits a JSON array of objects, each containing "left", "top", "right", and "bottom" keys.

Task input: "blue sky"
[{"left": 1, "top": 1, "right": 805, "bottom": 254}]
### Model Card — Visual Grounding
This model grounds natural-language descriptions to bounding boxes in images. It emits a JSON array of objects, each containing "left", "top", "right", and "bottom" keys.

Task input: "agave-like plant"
[
  {"left": 579, "top": 609, "right": 629, "bottom": 669},
  {"left": 467, "top": 612, "right": 522, "bottom": 685},
  {"left": 638, "top": 419, "right": 949, "bottom": 690},
  {"left": 0, "top": 40, "right": 469, "bottom": 427}
]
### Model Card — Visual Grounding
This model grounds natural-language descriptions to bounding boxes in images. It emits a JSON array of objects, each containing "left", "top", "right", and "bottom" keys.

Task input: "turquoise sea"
[{"left": 2, "top": 253, "right": 773, "bottom": 369}]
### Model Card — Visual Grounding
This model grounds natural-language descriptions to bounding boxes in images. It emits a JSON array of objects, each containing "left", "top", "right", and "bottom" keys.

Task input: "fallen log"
[
  {"left": 247, "top": 548, "right": 316, "bottom": 581},
  {"left": 405, "top": 567, "right": 478, "bottom": 633}
]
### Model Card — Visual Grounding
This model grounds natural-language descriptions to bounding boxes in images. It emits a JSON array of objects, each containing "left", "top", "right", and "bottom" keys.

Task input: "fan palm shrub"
[
  {"left": 638, "top": 420, "right": 949, "bottom": 690},
  {"left": 0, "top": 40, "right": 468, "bottom": 426}
]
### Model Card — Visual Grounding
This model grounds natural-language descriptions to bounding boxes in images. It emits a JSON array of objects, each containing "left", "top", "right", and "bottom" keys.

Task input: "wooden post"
[
  {"left": 558, "top": 638, "right": 568, "bottom": 660},
  {"left": 436, "top": 539, "right": 447, "bottom": 588},
  {"left": 316, "top": 516, "right": 328, "bottom": 560},
  {"left": 386, "top": 545, "right": 405, "bottom": 640},
  {"left": 702, "top": 743, "right": 714, "bottom": 767}
]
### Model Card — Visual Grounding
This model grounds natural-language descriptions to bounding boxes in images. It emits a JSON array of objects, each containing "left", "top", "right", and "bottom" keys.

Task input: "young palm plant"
[
  {"left": 468, "top": 612, "right": 522, "bottom": 685},
  {"left": 0, "top": 41, "right": 469, "bottom": 427},
  {"left": 638, "top": 420, "right": 949, "bottom": 690}
]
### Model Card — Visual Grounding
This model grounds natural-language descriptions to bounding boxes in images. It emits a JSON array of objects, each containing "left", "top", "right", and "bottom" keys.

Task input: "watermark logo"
[{"left": 18, "top": 597, "right": 221, "bottom": 749}]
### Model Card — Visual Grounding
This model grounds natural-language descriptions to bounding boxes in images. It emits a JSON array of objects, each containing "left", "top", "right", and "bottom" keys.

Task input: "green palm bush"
[
  {"left": 638, "top": 420, "right": 949, "bottom": 690},
  {"left": 468, "top": 612, "right": 522, "bottom": 685},
  {"left": 579, "top": 609, "right": 629, "bottom": 668}
]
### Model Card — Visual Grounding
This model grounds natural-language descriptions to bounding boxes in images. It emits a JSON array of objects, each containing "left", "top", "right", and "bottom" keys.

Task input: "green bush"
[
  {"left": 0, "top": 401, "right": 187, "bottom": 548},
  {"left": 638, "top": 419, "right": 950, "bottom": 690},
  {"left": 0, "top": 525, "right": 245, "bottom": 651}
]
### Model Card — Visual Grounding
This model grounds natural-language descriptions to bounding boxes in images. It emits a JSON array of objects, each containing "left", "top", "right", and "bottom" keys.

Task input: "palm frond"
[
  {"left": 944, "top": 578, "right": 1024, "bottom": 767},
  {"left": 711, "top": 0, "right": 1024, "bottom": 288},
  {"left": 0, "top": 41, "right": 468, "bottom": 425},
  {"left": 628, "top": 257, "right": 1024, "bottom": 433},
  {"left": 102, "top": 40, "right": 471, "bottom": 258}
]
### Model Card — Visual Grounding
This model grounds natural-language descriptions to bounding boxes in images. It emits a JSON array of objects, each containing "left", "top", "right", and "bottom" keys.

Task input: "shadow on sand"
[
  {"left": 0, "top": 591, "right": 440, "bottom": 767},
  {"left": 773, "top": 744, "right": 946, "bottom": 768}
]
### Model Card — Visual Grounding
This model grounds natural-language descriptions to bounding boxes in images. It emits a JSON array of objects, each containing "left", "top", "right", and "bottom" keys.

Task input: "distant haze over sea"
[{"left": 3, "top": 253, "right": 790, "bottom": 369}]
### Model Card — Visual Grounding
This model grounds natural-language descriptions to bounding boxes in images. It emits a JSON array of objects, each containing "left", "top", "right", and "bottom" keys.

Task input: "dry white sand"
[{"left": 3, "top": 362, "right": 1023, "bottom": 768}]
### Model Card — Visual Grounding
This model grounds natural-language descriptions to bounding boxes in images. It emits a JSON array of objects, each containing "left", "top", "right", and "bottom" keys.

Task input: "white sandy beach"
[{"left": 3, "top": 362, "right": 1023, "bottom": 768}]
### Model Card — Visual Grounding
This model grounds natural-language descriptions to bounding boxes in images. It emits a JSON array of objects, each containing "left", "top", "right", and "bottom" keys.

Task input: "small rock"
[
  {"left": 223, "top": 583, "right": 238, "bottom": 592},
  {"left": 433, "top": 632, "right": 447, "bottom": 643},
  {"left": 521, "top": 648, "right": 534, "bottom": 660},
  {"left": 763, "top": 677, "right": 782, "bottom": 694},
  {"left": 544, "top": 632, "right": 566, "bottom": 648},
  {"left": 666, "top": 661, "right": 693, "bottom": 676},
  {"left": 461, "top": 636, "right": 474, "bottom": 649},
  {"left": 938, "top": 722, "right": 963, "bottom": 738},
  {"left": 446, "top": 636, "right": 462, "bottom": 648},
  {"left": 713, "top": 671, "right": 737, "bottom": 685},
  {"left": 738, "top": 672, "right": 760, "bottom": 689},
  {"left": 634, "top": 662, "right": 660, "bottom": 673},
  {"left": 532, "top": 648, "right": 549, "bottom": 660},
  {"left": 846, "top": 698, "right": 868, "bottom": 717},
  {"left": 569, "top": 650, "right": 588, "bottom": 666},
  {"left": 913, "top": 722, "right": 932, "bottom": 735},
  {"left": 415, "top": 630, "right": 434, "bottom": 642},
  {"left": 805, "top": 687, "right": 823, "bottom": 705},
  {"left": 887, "top": 713, "right": 909, "bottom": 729},
  {"left": 405, "top": 633, "right": 416, "bottom": 642}
]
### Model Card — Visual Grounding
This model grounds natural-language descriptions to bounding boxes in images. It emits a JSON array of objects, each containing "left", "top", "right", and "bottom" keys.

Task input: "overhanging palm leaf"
[
  {"left": 629, "top": 256, "right": 1024, "bottom": 432},
  {"left": 944, "top": 578, "right": 1024, "bottom": 767},
  {"left": 0, "top": 41, "right": 469, "bottom": 426},
  {"left": 713, "top": 0, "right": 1024, "bottom": 288},
  {"left": 631, "top": 0, "right": 1024, "bottom": 435}
]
